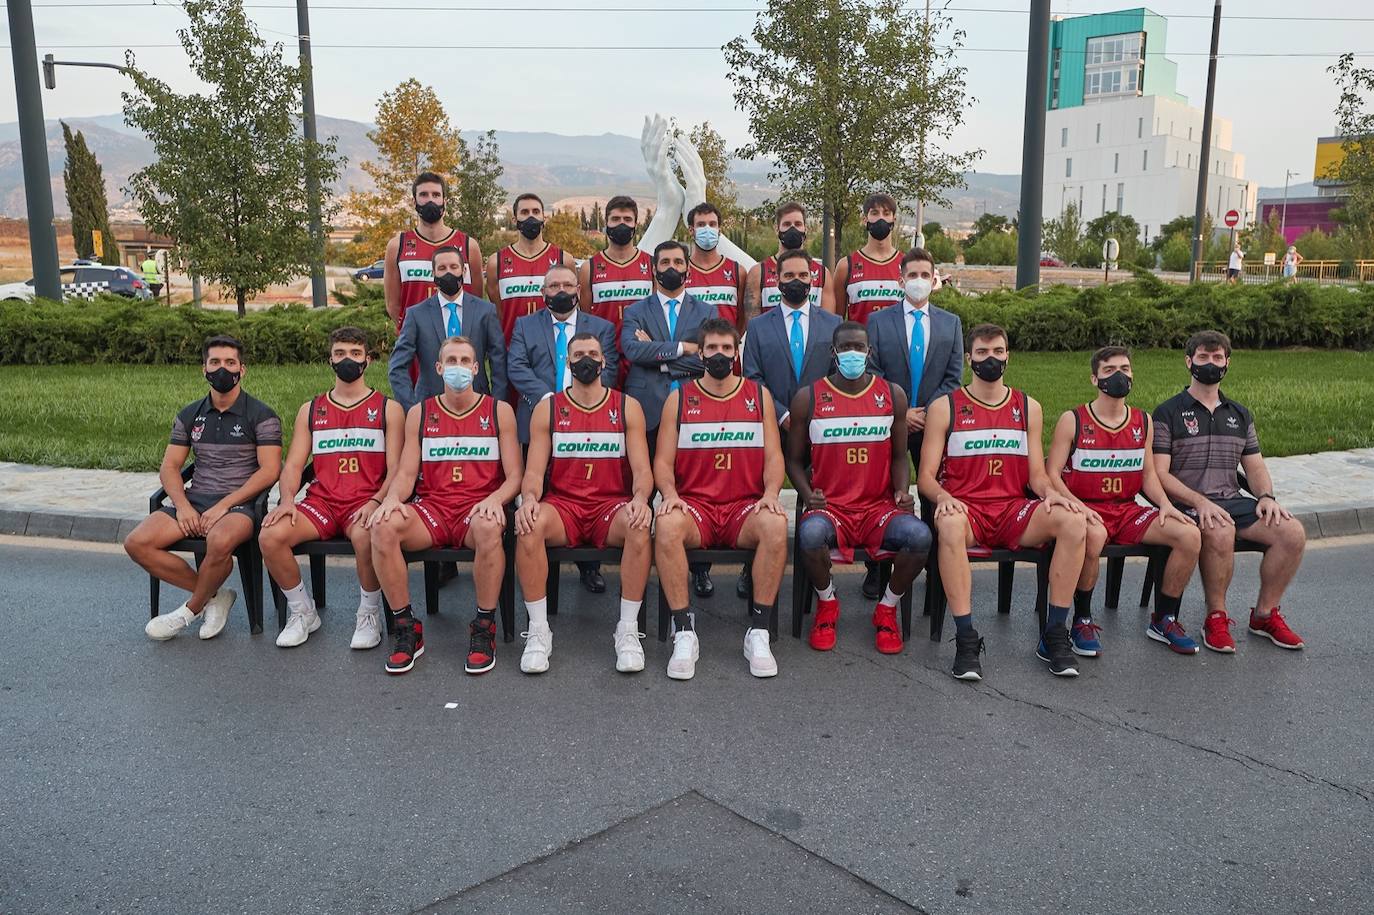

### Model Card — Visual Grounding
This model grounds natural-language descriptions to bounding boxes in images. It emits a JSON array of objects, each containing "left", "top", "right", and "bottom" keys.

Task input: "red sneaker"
[
  {"left": 872, "top": 602, "right": 903, "bottom": 654},
  {"left": 386, "top": 617, "right": 424, "bottom": 674},
  {"left": 809, "top": 597, "right": 839, "bottom": 651},
  {"left": 1249, "top": 607, "right": 1305, "bottom": 650},
  {"left": 465, "top": 617, "right": 497, "bottom": 674},
  {"left": 1202, "top": 612, "right": 1236, "bottom": 653}
]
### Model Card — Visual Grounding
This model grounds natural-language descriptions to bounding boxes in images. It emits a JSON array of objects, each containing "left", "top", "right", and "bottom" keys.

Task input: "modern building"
[
  {"left": 1257, "top": 136, "right": 1354, "bottom": 243},
  {"left": 1042, "top": 7, "right": 1257, "bottom": 245}
]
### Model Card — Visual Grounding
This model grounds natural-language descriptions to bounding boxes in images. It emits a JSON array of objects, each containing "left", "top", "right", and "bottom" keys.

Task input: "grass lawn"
[{"left": 1, "top": 350, "right": 1370, "bottom": 472}]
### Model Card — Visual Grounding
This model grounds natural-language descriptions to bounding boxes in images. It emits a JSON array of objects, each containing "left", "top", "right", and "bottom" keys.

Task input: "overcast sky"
[{"left": 2, "top": 0, "right": 1367, "bottom": 187}]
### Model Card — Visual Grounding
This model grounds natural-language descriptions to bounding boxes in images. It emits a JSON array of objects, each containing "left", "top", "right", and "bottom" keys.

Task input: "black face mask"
[
  {"left": 546, "top": 291, "right": 577, "bottom": 316},
  {"left": 866, "top": 219, "right": 894, "bottom": 241},
  {"left": 570, "top": 356, "right": 602, "bottom": 385},
  {"left": 434, "top": 271, "right": 462, "bottom": 297},
  {"left": 656, "top": 267, "right": 685, "bottom": 291},
  {"left": 606, "top": 223, "right": 635, "bottom": 246},
  {"left": 415, "top": 201, "right": 444, "bottom": 224},
  {"left": 778, "top": 227, "right": 806, "bottom": 249},
  {"left": 206, "top": 367, "right": 240, "bottom": 394},
  {"left": 1096, "top": 371, "right": 1132, "bottom": 399},
  {"left": 1190, "top": 361, "right": 1227, "bottom": 385},
  {"left": 704, "top": 352, "right": 734, "bottom": 380},
  {"left": 970, "top": 356, "right": 1006, "bottom": 382},
  {"left": 517, "top": 217, "right": 544, "bottom": 240},
  {"left": 779, "top": 278, "right": 811, "bottom": 306},
  {"left": 332, "top": 357, "right": 366, "bottom": 383}
]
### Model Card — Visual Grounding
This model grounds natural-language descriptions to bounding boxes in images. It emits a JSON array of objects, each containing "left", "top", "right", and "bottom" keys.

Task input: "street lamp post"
[
  {"left": 9, "top": 0, "right": 62, "bottom": 301},
  {"left": 1280, "top": 168, "right": 1297, "bottom": 240}
]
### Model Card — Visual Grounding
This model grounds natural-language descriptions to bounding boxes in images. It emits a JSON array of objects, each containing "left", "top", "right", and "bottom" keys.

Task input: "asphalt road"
[{"left": 2, "top": 534, "right": 1370, "bottom": 915}]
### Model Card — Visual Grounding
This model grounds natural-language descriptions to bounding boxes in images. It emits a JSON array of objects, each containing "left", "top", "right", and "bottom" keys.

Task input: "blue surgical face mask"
[
  {"left": 694, "top": 226, "right": 720, "bottom": 251},
  {"left": 835, "top": 350, "right": 868, "bottom": 380},
  {"left": 442, "top": 364, "right": 473, "bottom": 392}
]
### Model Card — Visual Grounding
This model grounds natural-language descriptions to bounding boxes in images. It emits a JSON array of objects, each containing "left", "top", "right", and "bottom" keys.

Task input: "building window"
[
  {"left": 1096, "top": 123, "right": 1102, "bottom": 143},
  {"left": 1061, "top": 127, "right": 1068, "bottom": 148},
  {"left": 1137, "top": 117, "right": 1144, "bottom": 138},
  {"left": 1188, "top": 126, "right": 1193, "bottom": 141},
  {"left": 1083, "top": 32, "right": 1144, "bottom": 101},
  {"left": 1174, "top": 151, "right": 1179, "bottom": 167},
  {"left": 1142, "top": 149, "right": 1148, "bottom": 170},
  {"left": 1079, "top": 186, "right": 1084, "bottom": 211},
  {"left": 1101, "top": 184, "right": 1107, "bottom": 215},
  {"left": 1114, "top": 152, "right": 1119, "bottom": 174},
  {"left": 1116, "top": 182, "right": 1124, "bottom": 213},
  {"left": 1066, "top": 158, "right": 1072, "bottom": 178},
  {"left": 1187, "top": 153, "right": 1192, "bottom": 169}
]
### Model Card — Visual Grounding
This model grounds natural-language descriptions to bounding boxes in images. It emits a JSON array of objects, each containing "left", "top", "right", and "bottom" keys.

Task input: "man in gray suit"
[{"left": 389, "top": 245, "right": 507, "bottom": 412}]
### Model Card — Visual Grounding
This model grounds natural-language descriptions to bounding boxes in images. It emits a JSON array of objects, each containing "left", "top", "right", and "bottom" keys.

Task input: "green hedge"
[{"left": 0, "top": 296, "right": 395, "bottom": 364}]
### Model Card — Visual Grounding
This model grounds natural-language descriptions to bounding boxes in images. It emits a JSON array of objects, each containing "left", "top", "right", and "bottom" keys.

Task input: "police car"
[{"left": 0, "top": 264, "right": 153, "bottom": 302}]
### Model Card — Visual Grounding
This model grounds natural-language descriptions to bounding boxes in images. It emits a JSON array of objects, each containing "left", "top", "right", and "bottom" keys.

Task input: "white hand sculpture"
[
  {"left": 638, "top": 114, "right": 684, "bottom": 254},
  {"left": 672, "top": 135, "right": 758, "bottom": 272}
]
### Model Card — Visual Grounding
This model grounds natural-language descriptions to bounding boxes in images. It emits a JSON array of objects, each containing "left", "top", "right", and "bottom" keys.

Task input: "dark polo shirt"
[
  {"left": 170, "top": 390, "right": 282, "bottom": 495},
  {"left": 1152, "top": 388, "right": 1259, "bottom": 500}
]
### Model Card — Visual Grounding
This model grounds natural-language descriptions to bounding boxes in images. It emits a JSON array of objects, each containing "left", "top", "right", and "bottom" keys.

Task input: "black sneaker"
[
  {"left": 861, "top": 563, "right": 882, "bottom": 600},
  {"left": 386, "top": 617, "right": 424, "bottom": 675},
  {"left": 692, "top": 568, "right": 715, "bottom": 598},
  {"left": 736, "top": 568, "right": 752, "bottom": 600},
  {"left": 579, "top": 564, "right": 607, "bottom": 594},
  {"left": 1035, "top": 627, "right": 1080, "bottom": 677},
  {"left": 951, "top": 629, "right": 985, "bottom": 681},
  {"left": 465, "top": 618, "right": 496, "bottom": 675}
]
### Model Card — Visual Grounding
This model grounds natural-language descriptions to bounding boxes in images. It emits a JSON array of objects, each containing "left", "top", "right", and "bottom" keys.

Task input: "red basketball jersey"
[
  {"left": 588, "top": 250, "right": 654, "bottom": 332},
  {"left": 760, "top": 254, "right": 826, "bottom": 313},
  {"left": 1062, "top": 404, "right": 1149, "bottom": 503},
  {"left": 674, "top": 378, "right": 767, "bottom": 502},
  {"left": 415, "top": 394, "right": 504, "bottom": 502},
  {"left": 494, "top": 243, "right": 564, "bottom": 343},
  {"left": 307, "top": 389, "right": 388, "bottom": 504},
  {"left": 684, "top": 255, "right": 742, "bottom": 326},
  {"left": 807, "top": 376, "right": 896, "bottom": 514},
  {"left": 395, "top": 227, "right": 475, "bottom": 328},
  {"left": 547, "top": 389, "right": 632, "bottom": 502},
  {"left": 843, "top": 248, "right": 903, "bottom": 325},
  {"left": 939, "top": 387, "right": 1032, "bottom": 503}
]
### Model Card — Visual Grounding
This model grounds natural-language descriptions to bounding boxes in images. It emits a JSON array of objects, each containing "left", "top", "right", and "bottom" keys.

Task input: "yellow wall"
[{"left": 1314, "top": 138, "right": 1355, "bottom": 181}]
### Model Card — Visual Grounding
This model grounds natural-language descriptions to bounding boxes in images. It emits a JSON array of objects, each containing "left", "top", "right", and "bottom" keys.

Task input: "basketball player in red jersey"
[
  {"left": 581, "top": 195, "right": 653, "bottom": 387},
  {"left": 514, "top": 332, "right": 654, "bottom": 675},
  {"left": 683, "top": 203, "right": 745, "bottom": 331},
  {"left": 367, "top": 336, "right": 523, "bottom": 676},
  {"left": 653, "top": 318, "right": 789, "bottom": 680},
  {"left": 784, "top": 321, "right": 932, "bottom": 656},
  {"left": 384, "top": 171, "right": 483, "bottom": 330},
  {"left": 743, "top": 201, "right": 835, "bottom": 321},
  {"left": 831, "top": 193, "right": 904, "bottom": 326},
  {"left": 1047, "top": 346, "right": 1201, "bottom": 657},
  {"left": 260, "top": 327, "right": 406, "bottom": 651},
  {"left": 486, "top": 192, "right": 577, "bottom": 344},
  {"left": 919, "top": 324, "right": 1088, "bottom": 682}
]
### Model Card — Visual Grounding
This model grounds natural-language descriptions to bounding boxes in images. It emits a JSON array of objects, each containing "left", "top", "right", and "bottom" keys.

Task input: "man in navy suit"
[{"left": 389, "top": 245, "right": 507, "bottom": 412}]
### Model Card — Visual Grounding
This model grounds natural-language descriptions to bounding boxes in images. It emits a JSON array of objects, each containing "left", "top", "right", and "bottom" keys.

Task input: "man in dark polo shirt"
[
  {"left": 1152, "top": 330, "right": 1307, "bottom": 654},
  {"left": 125, "top": 335, "right": 282, "bottom": 641}
]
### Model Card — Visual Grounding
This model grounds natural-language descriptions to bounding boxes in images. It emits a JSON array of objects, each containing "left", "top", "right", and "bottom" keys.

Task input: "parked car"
[
  {"left": 353, "top": 259, "right": 385, "bottom": 281},
  {"left": 1039, "top": 255, "right": 1065, "bottom": 267},
  {"left": 0, "top": 264, "right": 152, "bottom": 302}
]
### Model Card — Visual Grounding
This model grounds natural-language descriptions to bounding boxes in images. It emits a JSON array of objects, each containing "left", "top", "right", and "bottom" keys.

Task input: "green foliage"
[
  {"left": 452, "top": 129, "right": 506, "bottom": 244},
  {"left": 1079, "top": 211, "right": 1143, "bottom": 268},
  {"left": 1293, "top": 227, "right": 1342, "bottom": 261},
  {"left": 1152, "top": 214, "right": 1193, "bottom": 252},
  {"left": 331, "top": 281, "right": 386, "bottom": 308},
  {"left": 1159, "top": 234, "right": 1191, "bottom": 272},
  {"left": 924, "top": 232, "right": 959, "bottom": 264},
  {"left": 1328, "top": 54, "right": 1374, "bottom": 247},
  {"left": 1042, "top": 201, "right": 1082, "bottom": 263},
  {"left": 962, "top": 229, "right": 1017, "bottom": 265},
  {"left": 62, "top": 123, "right": 120, "bottom": 265},
  {"left": 965, "top": 213, "right": 1010, "bottom": 249}
]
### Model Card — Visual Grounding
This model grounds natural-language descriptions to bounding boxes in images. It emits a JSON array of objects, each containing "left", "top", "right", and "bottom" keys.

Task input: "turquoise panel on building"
[{"left": 1047, "top": 7, "right": 1184, "bottom": 110}]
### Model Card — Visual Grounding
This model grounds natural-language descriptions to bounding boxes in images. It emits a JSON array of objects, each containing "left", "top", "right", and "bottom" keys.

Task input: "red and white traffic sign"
[{"left": 1224, "top": 209, "right": 1240, "bottom": 228}]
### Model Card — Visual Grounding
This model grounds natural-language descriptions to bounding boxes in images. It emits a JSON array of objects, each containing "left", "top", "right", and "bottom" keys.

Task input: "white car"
[{"left": 0, "top": 264, "right": 153, "bottom": 302}]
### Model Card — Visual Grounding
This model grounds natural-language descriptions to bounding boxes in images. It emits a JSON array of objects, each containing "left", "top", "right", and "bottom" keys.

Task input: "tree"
[
  {"left": 122, "top": 0, "right": 341, "bottom": 314},
  {"left": 542, "top": 209, "right": 595, "bottom": 258},
  {"left": 1151, "top": 214, "right": 1193, "bottom": 252},
  {"left": 964, "top": 213, "right": 1010, "bottom": 249},
  {"left": 724, "top": 0, "right": 981, "bottom": 259},
  {"left": 451, "top": 129, "right": 506, "bottom": 250},
  {"left": 1042, "top": 201, "right": 1082, "bottom": 264},
  {"left": 925, "top": 232, "right": 958, "bottom": 265},
  {"left": 1329, "top": 55, "right": 1374, "bottom": 245},
  {"left": 1080, "top": 211, "right": 1143, "bottom": 268},
  {"left": 673, "top": 120, "right": 740, "bottom": 225},
  {"left": 963, "top": 229, "right": 1017, "bottom": 265},
  {"left": 62, "top": 123, "right": 119, "bottom": 264}
]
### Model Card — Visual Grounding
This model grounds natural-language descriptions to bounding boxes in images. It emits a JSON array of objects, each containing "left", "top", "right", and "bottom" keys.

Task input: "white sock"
[
  {"left": 283, "top": 582, "right": 309, "bottom": 607},
  {"left": 525, "top": 597, "right": 548, "bottom": 630},
  {"left": 880, "top": 585, "right": 902, "bottom": 608},
  {"left": 174, "top": 604, "right": 197, "bottom": 622},
  {"left": 359, "top": 587, "right": 382, "bottom": 610},
  {"left": 619, "top": 599, "right": 642, "bottom": 625},
  {"left": 815, "top": 581, "right": 836, "bottom": 601}
]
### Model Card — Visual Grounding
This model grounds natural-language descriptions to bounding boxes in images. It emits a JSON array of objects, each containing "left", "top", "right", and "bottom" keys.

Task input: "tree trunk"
[{"left": 236, "top": 288, "right": 247, "bottom": 317}]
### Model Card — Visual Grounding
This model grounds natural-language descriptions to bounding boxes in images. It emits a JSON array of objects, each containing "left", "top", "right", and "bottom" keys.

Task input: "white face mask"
[{"left": 904, "top": 277, "right": 933, "bottom": 304}]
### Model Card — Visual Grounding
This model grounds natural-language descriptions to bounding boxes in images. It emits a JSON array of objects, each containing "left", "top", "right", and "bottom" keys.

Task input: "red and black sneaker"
[
  {"left": 809, "top": 597, "right": 840, "bottom": 651},
  {"left": 872, "top": 602, "right": 904, "bottom": 654},
  {"left": 385, "top": 617, "right": 424, "bottom": 674},
  {"left": 465, "top": 617, "right": 497, "bottom": 674},
  {"left": 1249, "top": 606, "right": 1305, "bottom": 650}
]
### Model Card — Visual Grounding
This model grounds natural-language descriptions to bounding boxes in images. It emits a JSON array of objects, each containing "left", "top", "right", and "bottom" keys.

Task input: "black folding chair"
[
  {"left": 925, "top": 544, "right": 1050, "bottom": 640},
  {"left": 656, "top": 547, "right": 769, "bottom": 641}
]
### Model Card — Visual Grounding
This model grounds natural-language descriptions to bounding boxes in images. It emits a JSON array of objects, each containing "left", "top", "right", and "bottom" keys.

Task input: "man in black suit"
[{"left": 389, "top": 245, "right": 507, "bottom": 412}]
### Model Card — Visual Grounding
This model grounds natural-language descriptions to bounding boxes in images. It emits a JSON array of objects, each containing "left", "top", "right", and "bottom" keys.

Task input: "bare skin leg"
[
  {"left": 653, "top": 509, "right": 699, "bottom": 610},
  {"left": 515, "top": 510, "right": 569, "bottom": 603},
  {"left": 1140, "top": 517, "right": 1202, "bottom": 599},
  {"left": 124, "top": 512, "right": 200, "bottom": 597},
  {"left": 1236, "top": 517, "right": 1306, "bottom": 612},
  {"left": 370, "top": 512, "right": 434, "bottom": 609},
  {"left": 1018, "top": 505, "right": 1087, "bottom": 607},
  {"left": 258, "top": 516, "right": 322, "bottom": 592},
  {"left": 186, "top": 514, "right": 254, "bottom": 613},
  {"left": 604, "top": 507, "right": 651, "bottom": 602},
  {"left": 463, "top": 514, "right": 507, "bottom": 608},
  {"left": 735, "top": 510, "right": 788, "bottom": 604},
  {"left": 934, "top": 513, "right": 977, "bottom": 617},
  {"left": 1199, "top": 525, "right": 1236, "bottom": 614},
  {"left": 346, "top": 520, "right": 381, "bottom": 593},
  {"left": 1075, "top": 520, "right": 1110, "bottom": 591}
]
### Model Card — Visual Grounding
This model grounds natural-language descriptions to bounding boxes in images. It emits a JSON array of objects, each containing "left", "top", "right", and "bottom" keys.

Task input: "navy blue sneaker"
[
  {"left": 1146, "top": 616, "right": 1199, "bottom": 654},
  {"left": 1071, "top": 619, "right": 1103, "bottom": 657},
  {"left": 1035, "top": 628, "right": 1079, "bottom": 677}
]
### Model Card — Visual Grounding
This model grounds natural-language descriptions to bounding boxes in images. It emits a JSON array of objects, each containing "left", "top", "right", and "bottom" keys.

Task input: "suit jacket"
[
  {"left": 867, "top": 301, "right": 963, "bottom": 409},
  {"left": 388, "top": 293, "right": 507, "bottom": 411},
  {"left": 742, "top": 305, "right": 842, "bottom": 422},
  {"left": 507, "top": 308, "right": 618, "bottom": 442},
  {"left": 620, "top": 291, "right": 713, "bottom": 430}
]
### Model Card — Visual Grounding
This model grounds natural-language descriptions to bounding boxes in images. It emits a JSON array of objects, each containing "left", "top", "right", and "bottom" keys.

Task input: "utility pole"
[
  {"left": 1014, "top": 0, "right": 1051, "bottom": 291},
  {"left": 298, "top": 0, "right": 327, "bottom": 308},
  {"left": 1280, "top": 168, "right": 1297, "bottom": 239},
  {"left": 1189, "top": 0, "right": 1222, "bottom": 282},
  {"left": 8, "top": 0, "right": 61, "bottom": 301}
]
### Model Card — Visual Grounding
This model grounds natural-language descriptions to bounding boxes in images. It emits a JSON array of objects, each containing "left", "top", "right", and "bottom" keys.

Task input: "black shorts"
[
  {"left": 1226, "top": 268, "right": 1241, "bottom": 279},
  {"left": 1180, "top": 495, "right": 1259, "bottom": 534},
  {"left": 157, "top": 488, "right": 261, "bottom": 525}
]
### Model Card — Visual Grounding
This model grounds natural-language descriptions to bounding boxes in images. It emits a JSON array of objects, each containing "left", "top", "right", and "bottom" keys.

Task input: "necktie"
[
  {"left": 789, "top": 311, "right": 805, "bottom": 381},
  {"left": 909, "top": 308, "right": 926, "bottom": 402},
  {"left": 667, "top": 298, "right": 679, "bottom": 338},
  {"left": 446, "top": 301, "right": 461, "bottom": 337},
  {"left": 554, "top": 321, "right": 568, "bottom": 391}
]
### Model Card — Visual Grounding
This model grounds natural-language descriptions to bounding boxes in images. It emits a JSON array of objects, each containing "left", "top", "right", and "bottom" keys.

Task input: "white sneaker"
[
  {"left": 613, "top": 620, "right": 645, "bottom": 673},
  {"left": 351, "top": 605, "right": 383, "bottom": 649},
  {"left": 743, "top": 628, "right": 778, "bottom": 678},
  {"left": 667, "top": 629, "right": 700, "bottom": 680},
  {"left": 276, "top": 602, "right": 321, "bottom": 648},
  {"left": 198, "top": 588, "right": 237, "bottom": 640},
  {"left": 520, "top": 624, "right": 553, "bottom": 674},
  {"left": 145, "top": 604, "right": 194, "bottom": 641}
]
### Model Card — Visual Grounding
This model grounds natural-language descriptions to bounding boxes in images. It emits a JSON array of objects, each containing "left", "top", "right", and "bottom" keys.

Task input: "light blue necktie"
[
  {"left": 789, "top": 310, "right": 805, "bottom": 381},
  {"left": 446, "top": 301, "right": 461, "bottom": 337},
  {"left": 666, "top": 298, "right": 679, "bottom": 338},
  {"left": 554, "top": 321, "right": 569, "bottom": 390},
  {"left": 909, "top": 307, "right": 926, "bottom": 402}
]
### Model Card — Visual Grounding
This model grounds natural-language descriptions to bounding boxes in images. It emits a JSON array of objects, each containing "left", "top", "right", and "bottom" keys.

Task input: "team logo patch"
[
  {"left": 479, "top": 415, "right": 491, "bottom": 432},
  {"left": 819, "top": 391, "right": 833, "bottom": 404},
  {"left": 1131, "top": 426, "right": 1143, "bottom": 442},
  {"left": 230, "top": 423, "right": 244, "bottom": 438},
  {"left": 687, "top": 395, "right": 701, "bottom": 407},
  {"left": 639, "top": 261, "right": 649, "bottom": 275},
  {"left": 367, "top": 407, "right": 379, "bottom": 423},
  {"left": 958, "top": 404, "right": 974, "bottom": 417},
  {"left": 723, "top": 268, "right": 734, "bottom": 282},
  {"left": 549, "top": 257, "right": 558, "bottom": 267},
  {"left": 559, "top": 405, "right": 570, "bottom": 419},
  {"left": 609, "top": 410, "right": 620, "bottom": 427},
  {"left": 190, "top": 424, "right": 203, "bottom": 442},
  {"left": 316, "top": 405, "right": 328, "bottom": 418},
  {"left": 1011, "top": 406, "right": 1022, "bottom": 423},
  {"left": 745, "top": 398, "right": 757, "bottom": 414},
  {"left": 1184, "top": 416, "right": 1199, "bottom": 436},
  {"left": 874, "top": 392, "right": 887, "bottom": 410},
  {"left": 1082, "top": 423, "right": 1096, "bottom": 436},
  {"left": 428, "top": 412, "right": 440, "bottom": 425},
  {"left": 1226, "top": 416, "right": 1239, "bottom": 429}
]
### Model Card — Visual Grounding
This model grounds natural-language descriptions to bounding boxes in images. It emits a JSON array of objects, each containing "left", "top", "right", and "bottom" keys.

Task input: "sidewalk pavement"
[{"left": 2, "top": 449, "right": 1373, "bottom": 545}]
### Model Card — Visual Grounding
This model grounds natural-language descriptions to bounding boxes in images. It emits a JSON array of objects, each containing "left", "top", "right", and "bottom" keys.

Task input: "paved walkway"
[{"left": 2, "top": 448, "right": 1372, "bottom": 544}]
